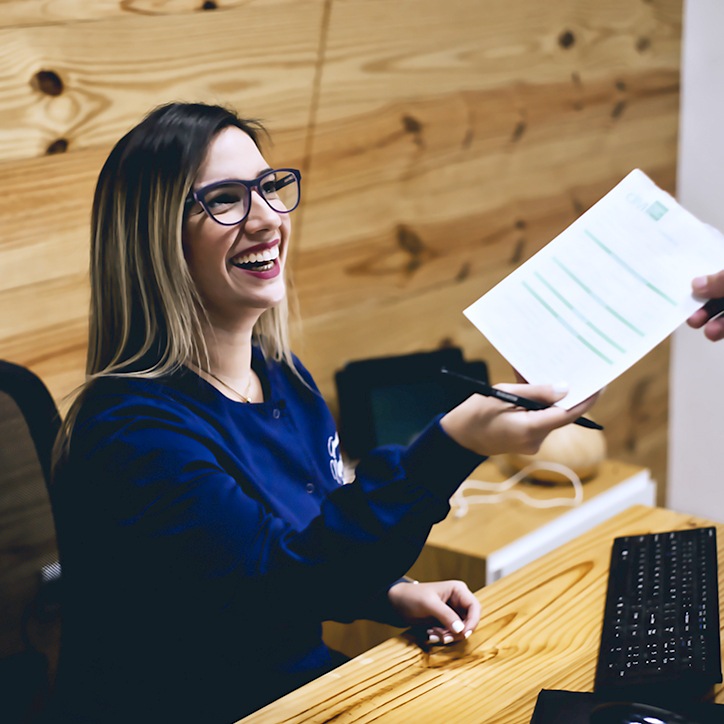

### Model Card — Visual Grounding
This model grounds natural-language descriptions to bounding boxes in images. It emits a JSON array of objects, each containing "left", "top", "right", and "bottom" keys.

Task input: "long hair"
[{"left": 54, "top": 102, "right": 297, "bottom": 464}]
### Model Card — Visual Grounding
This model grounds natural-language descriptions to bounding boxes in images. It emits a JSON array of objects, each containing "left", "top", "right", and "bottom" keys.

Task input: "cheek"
[
  {"left": 280, "top": 217, "right": 292, "bottom": 257},
  {"left": 183, "top": 219, "right": 235, "bottom": 268}
]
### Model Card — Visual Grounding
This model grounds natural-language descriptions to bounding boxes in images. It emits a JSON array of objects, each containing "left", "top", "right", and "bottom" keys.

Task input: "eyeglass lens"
[{"left": 203, "top": 170, "right": 300, "bottom": 224}]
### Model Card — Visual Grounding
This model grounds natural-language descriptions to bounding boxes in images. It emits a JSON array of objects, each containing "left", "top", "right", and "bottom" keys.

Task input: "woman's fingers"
[{"left": 440, "top": 382, "right": 601, "bottom": 457}]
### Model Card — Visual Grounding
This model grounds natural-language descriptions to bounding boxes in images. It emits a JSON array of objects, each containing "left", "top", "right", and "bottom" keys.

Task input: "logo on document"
[{"left": 646, "top": 201, "right": 668, "bottom": 221}]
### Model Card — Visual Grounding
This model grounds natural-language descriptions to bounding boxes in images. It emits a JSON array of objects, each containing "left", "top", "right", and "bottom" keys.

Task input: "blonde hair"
[{"left": 54, "top": 102, "right": 297, "bottom": 465}]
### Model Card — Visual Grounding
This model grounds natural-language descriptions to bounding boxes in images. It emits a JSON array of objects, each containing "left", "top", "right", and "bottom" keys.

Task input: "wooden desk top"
[{"left": 240, "top": 506, "right": 724, "bottom": 723}]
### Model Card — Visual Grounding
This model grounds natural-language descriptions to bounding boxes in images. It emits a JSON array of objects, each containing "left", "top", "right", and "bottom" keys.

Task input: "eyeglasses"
[{"left": 186, "top": 168, "right": 302, "bottom": 226}]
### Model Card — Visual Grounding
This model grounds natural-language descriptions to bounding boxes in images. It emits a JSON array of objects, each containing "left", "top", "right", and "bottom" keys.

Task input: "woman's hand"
[
  {"left": 387, "top": 579, "right": 481, "bottom": 645},
  {"left": 440, "top": 383, "right": 598, "bottom": 458}
]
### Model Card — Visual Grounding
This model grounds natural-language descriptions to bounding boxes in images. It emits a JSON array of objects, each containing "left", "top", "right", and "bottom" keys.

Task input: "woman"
[{"left": 49, "top": 102, "right": 596, "bottom": 723}]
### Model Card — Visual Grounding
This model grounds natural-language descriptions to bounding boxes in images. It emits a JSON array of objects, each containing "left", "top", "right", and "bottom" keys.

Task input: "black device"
[
  {"left": 594, "top": 527, "right": 722, "bottom": 707},
  {"left": 530, "top": 689, "right": 724, "bottom": 724},
  {"left": 334, "top": 347, "right": 488, "bottom": 460},
  {"left": 589, "top": 701, "right": 701, "bottom": 724}
]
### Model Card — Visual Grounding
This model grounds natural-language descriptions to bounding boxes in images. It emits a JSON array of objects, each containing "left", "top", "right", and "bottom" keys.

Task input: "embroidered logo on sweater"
[{"left": 327, "top": 433, "right": 346, "bottom": 485}]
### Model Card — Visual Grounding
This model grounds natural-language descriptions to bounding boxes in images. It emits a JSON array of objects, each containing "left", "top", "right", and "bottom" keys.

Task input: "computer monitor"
[{"left": 334, "top": 348, "right": 488, "bottom": 460}]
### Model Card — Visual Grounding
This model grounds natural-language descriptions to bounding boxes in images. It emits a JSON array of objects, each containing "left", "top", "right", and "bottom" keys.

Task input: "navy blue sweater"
[{"left": 50, "top": 349, "right": 484, "bottom": 722}]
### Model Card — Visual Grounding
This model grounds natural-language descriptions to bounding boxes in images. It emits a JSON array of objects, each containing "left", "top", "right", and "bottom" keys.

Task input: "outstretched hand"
[
  {"left": 440, "top": 381, "right": 599, "bottom": 458},
  {"left": 387, "top": 579, "right": 481, "bottom": 645}
]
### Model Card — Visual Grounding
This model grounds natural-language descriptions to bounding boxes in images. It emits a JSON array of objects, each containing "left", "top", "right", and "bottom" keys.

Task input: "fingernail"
[
  {"left": 427, "top": 634, "right": 440, "bottom": 644},
  {"left": 552, "top": 381, "right": 569, "bottom": 395},
  {"left": 693, "top": 276, "right": 708, "bottom": 292},
  {"left": 451, "top": 620, "right": 464, "bottom": 634},
  {"left": 443, "top": 634, "right": 454, "bottom": 644},
  {"left": 464, "top": 629, "right": 472, "bottom": 639}
]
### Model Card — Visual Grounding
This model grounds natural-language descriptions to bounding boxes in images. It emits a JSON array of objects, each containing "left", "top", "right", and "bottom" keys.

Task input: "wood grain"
[
  {"left": 0, "top": 1, "right": 681, "bottom": 502},
  {"left": 0, "top": 1, "right": 266, "bottom": 29},
  {"left": 0, "top": 1, "right": 323, "bottom": 403},
  {"left": 291, "top": 0, "right": 681, "bottom": 494},
  {"left": 242, "top": 506, "right": 723, "bottom": 723},
  {"left": 0, "top": 1, "right": 322, "bottom": 162}
]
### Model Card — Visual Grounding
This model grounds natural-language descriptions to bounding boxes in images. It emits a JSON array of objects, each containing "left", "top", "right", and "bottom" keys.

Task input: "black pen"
[
  {"left": 440, "top": 367, "right": 604, "bottom": 431},
  {"left": 702, "top": 297, "right": 724, "bottom": 319}
]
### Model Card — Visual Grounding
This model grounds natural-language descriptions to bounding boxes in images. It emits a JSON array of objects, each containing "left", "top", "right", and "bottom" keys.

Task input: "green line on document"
[
  {"left": 522, "top": 281, "right": 614, "bottom": 365},
  {"left": 552, "top": 258, "right": 645, "bottom": 337},
  {"left": 584, "top": 230, "right": 677, "bottom": 306},
  {"left": 534, "top": 272, "right": 626, "bottom": 354}
]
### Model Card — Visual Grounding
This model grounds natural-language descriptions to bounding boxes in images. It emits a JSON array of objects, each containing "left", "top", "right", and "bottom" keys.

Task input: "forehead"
[{"left": 195, "top": 126, "right": 269, "bottom": 184}]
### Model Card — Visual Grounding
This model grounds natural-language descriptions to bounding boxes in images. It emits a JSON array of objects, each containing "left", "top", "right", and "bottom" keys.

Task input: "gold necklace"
[{"left": 201, "top": 368, "right": 253, "bottom": 404}]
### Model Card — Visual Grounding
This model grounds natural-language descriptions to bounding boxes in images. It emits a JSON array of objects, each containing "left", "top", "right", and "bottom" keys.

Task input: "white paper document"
[{"left": 464, "top": 169, "right": 724, "bottom": 408}]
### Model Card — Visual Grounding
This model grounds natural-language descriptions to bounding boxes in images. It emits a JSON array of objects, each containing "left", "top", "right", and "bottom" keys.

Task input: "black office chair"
[{"left": 0, "top": 360, "right": 62, "bottom": 723}]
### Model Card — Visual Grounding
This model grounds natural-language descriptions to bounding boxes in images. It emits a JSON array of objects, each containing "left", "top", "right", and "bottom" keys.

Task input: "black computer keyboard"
[{"left": 594, "top": 527, "right": 722, "bottom": 706}]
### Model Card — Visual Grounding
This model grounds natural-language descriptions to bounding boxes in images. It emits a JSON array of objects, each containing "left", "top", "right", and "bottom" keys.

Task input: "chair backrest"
[{"left": 0, "top": 360, "right": 62, "bottom": 667}]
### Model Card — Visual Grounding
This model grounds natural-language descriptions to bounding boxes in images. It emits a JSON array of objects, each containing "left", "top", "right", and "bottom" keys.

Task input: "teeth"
[{"left": 231, "top": 246, "right": 279, "bottom": 266}]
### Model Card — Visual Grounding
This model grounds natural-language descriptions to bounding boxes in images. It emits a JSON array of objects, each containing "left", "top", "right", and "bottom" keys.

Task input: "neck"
[
  {"left": 200, "top": 309, "right": 260, "bottom": 377},
  {"left": 206, "top": 335, "right": 254, "bottom": 381},
  {"left": 190, "top": 313, "right": 260, "bottom": 402}
]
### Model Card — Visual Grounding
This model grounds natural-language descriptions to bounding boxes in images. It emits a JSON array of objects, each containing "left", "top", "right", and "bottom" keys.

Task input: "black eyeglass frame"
[{"left": 185, "top": 167, "right": 302, "bottom": 226}]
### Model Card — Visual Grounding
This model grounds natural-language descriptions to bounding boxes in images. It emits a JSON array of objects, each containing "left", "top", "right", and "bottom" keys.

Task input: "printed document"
[{"left": 464, "top": 169, "right": 724, "bottom": 408}]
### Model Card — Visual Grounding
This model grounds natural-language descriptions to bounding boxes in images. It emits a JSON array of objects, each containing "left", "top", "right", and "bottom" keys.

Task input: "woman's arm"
[{"left": 59, "top": 380, "right": 595, "bottom": 632}]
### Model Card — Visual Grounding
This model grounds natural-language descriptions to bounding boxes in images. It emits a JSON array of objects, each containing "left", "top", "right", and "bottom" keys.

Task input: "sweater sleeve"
[{"left": 62, "top": 395, "right": 484, "bottom": 631}]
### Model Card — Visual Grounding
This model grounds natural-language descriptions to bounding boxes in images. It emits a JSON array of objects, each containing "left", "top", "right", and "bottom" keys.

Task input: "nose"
[{"left": 244, "top": 188, "right": 282, "bottom": 231}]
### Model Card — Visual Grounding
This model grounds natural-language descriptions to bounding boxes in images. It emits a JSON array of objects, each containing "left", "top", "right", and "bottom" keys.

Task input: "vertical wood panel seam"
[{"left": 295, "top": 0, "right": 334, "bottom": 249}]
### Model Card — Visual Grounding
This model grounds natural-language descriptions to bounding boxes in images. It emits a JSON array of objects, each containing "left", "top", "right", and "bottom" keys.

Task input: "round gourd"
[{"left": 498, "top": 423, "right": 607, "bottom": 484}]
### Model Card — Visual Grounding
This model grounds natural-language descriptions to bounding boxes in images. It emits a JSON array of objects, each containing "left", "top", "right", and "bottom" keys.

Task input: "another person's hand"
[
  {"left": 687, "top": 272, "right": 724, "bottom": 341},
  {"left": 440, "top": 383, "right": 598, "bottom": 458},
  {"left": 388, "top": 579, "right": 481, "bottom": 645}
]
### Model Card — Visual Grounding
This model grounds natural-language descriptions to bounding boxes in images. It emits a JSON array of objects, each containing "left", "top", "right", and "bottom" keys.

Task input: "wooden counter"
[{"left": 242, "top": 505, "right": 724, "bottom": 723}]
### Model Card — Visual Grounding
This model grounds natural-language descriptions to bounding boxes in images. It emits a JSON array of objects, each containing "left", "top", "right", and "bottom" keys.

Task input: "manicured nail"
[
  {"left": 443, "top": 634, "right": 454, "bottom": 644},
  {"left": 451, "top": 620, "right": 465, "bottom": 634},
  {"left": 427, "top": 634, "right": 440, "bottom": 644},
  {"left": 464, "top": 629, "right": 472, "bottom": 639},
  {"left": 552, "top": 381, "right": 569, "bottom": 395}
]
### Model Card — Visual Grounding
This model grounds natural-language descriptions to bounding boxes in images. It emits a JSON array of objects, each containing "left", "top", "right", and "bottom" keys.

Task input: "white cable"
[{"left": 450, "top": 462, "right": 584, "bottom": 518}]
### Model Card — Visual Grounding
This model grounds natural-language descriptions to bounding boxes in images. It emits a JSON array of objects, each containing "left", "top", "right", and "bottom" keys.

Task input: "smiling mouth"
[{"left": 230, "top": 245, "right": 280, "bottom": 272}]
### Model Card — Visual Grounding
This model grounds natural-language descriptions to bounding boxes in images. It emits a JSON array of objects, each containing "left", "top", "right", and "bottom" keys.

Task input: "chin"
[{"left": 252, "top": 282, "right": 287, "bottom": 311}]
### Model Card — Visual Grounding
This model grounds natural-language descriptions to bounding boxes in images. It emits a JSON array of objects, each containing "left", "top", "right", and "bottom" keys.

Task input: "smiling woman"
[
  {"left": 45, "top": 101, "right": 598, "bottom": 724},
  {"left": 181, "top": 126, "right": 293, "bottom": 351}
]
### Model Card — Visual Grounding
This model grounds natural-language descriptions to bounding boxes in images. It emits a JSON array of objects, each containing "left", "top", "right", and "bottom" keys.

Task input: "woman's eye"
[
  {"left": 207, "top": 192, "right": 241, "bottom": 208},
  {"left": 261, "top": 181, "right": 278, "bottom": 196}
]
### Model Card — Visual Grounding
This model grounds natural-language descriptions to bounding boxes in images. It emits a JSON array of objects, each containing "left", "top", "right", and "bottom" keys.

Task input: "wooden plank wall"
[{"left": 0, "top": 0, "right": 681, "bottom": 494}]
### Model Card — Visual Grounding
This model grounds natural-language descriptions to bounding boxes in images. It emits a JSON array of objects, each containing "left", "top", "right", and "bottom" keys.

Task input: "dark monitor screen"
[
  {"left": 335, "top": 348, "right": 488, "bottom": 460},
  {"left": 369, "top": 380, "right": 453, "bottom": 448}
]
